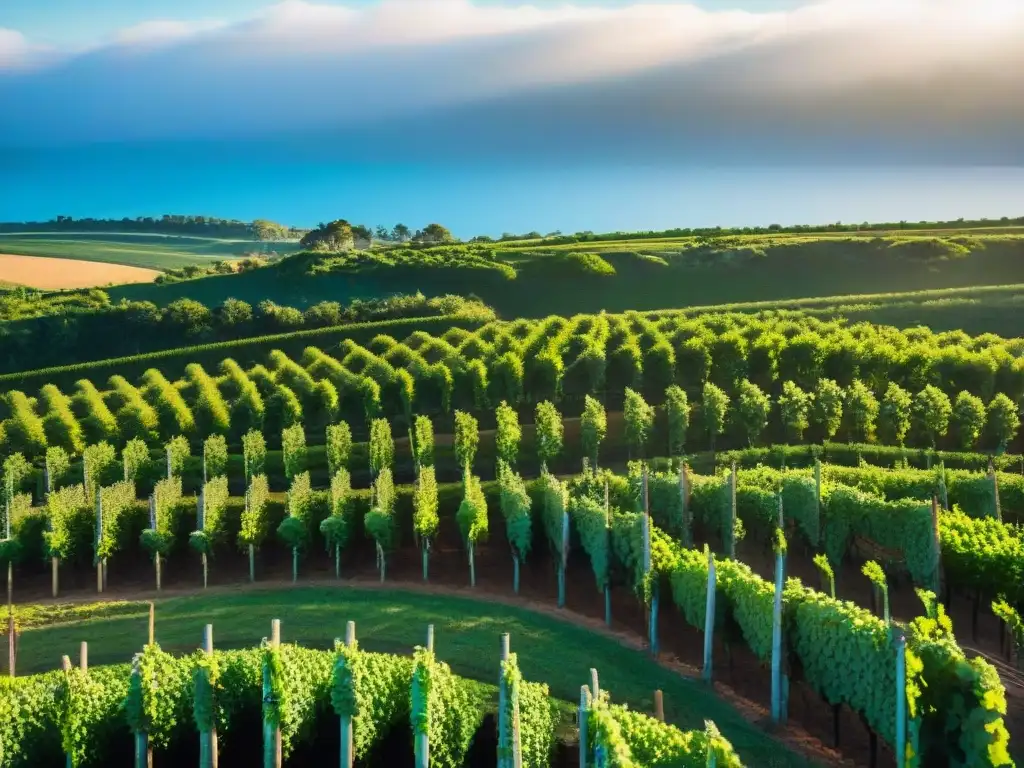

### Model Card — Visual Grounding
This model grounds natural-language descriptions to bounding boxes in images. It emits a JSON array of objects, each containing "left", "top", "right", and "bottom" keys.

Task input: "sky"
[{"left": 1, "top": 0, "right": 1023, "bottom": 232}]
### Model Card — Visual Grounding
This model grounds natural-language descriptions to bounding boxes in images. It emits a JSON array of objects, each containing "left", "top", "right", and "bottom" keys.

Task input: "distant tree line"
[
  {"left": 0, "top": 293, "right": 490, "bottom": 375},
  {"left": 0, "top": 215, "right": 306, "bottom": 241},
  {"left": 301, "top": 221, "right": 455, "bottom": 251}
]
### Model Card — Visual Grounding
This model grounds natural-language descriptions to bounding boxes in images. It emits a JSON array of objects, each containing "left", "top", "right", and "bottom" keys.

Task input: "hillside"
[{"left": 107, "top": 233, "right": 1024, "bottom": 318}]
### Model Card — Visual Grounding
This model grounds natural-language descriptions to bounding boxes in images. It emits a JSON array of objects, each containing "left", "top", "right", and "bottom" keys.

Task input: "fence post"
[
  {"left": 148, "top": 602, "right": 155, "bottom": 646},
  {"left": 79, "top": 641, "right": 87, "bottom": 672},
  {"left": 558, "top": 508, "right": 569, "bottom": 608},
  {"left": 604, "top": 481, "right": 612, "bottom": 626},
  {"left": 938, "top": 460, "right": 948, "bottom": 510},
  {"left": 578, "top": 684, "right": 590, "bottom": 768},
  {"left": 992, "top": 463, "right": 1002, "bottom": 521},
  {"left": 771, "top": 494, "right": 786, "bottom": 724},
  {"left": 680, "top": 463, "right": 692, "bottom": 548},
  {"left": 339, "top": 620, "right": 355, "bottom": 768},
  {"left": 95, "top": 491, "right": 103, "bottom": 594},
  {"left": 727, "top": 463, "right": 737, "bottom": 558},
  {"left": 895, "top": 631, "right": 907, "bottom": 768},
  {"left": 499, "top": 633, "right": 511, "bottom": 768},
  {"left": 198, "top": 624, "right": 218, "bottom": 768},
  {"left": 703, "top": 548, "right": 716, "bottom": 683},
  {"left": 654, "top": 690, "right": 664, "bottom": 721},
  {"left": 263, "top": 619, "right": 282, "bottom": 768}
]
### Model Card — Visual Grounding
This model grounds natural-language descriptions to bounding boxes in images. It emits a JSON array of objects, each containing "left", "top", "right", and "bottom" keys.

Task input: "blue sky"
[{"left": 1, "top": 0, "right": 1022, "bottom": 231}]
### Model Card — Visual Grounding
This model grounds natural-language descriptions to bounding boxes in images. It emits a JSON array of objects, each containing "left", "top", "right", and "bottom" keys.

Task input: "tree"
[
  {"left": 734, "top": 379, "right": 771, "bottom": 446},
  {"left": 369, "top": 418, "right": 394, "bottom": 476},
  {"left": 951, "top": 391, "right": 986, "bottom": 450},
  {"left": 535, "top": 401, "right": 563, "bottom": 472},
  {"left": 701, "top": 382, "right": 729, "bottom": 453},
  {"left": 302, "top": 301, "right": 343, "bottom": 328},
  {"left": 414, "top": 223, "right": 454, "bottom": 244},
  {"left": 623, "top": 388, "right": 655, "bottom": 459},
  {"left": 374, "top": 225, "right": 391, "bottom": 241},
  {"left": 413, "top": 415, "right": 435, "bottom": 468},
  {"left": 844, "top": 380, "right": 879, "bottom": 443},
  {"left": 664, "top": 385, "right": 689, "bottom": 457},
  {"left": 454, "top": 411, "right": 479, "bottom": 475},
  {"left": 163, "top": 298, "right": 212, "bottom": 339},
  {"left": 495, "top": 402, "right": 520, "bottom": 468},
  {"left": 351, "top": 224, "right": 373, "bottom": 249},
  {"left": 778, "top": 381, "right": 811, "bottom": 442},
  {"left": 813, "top": 379, "right": 844, "bottom": 442},
  {"left": 300, "top": 220, "right": 354, "bottom": 251},
  {"left": 986, "top": 393, "right": 1021, "bottom": 452},
  {"left": 878, "top": 383, "right": 912, "bottom": 446},
  {"left": 252, "top": 219, "right": 288, "bottom": 241},
  {"left": 912, "top": 385, "right": 952, "bottom": 448},
  {"left": 580, "top": 395, "right": 607, "bottom": 467},
  {"left": 216, "top": 298, "right": 253, "bottom": 331},
  {"left": 392, "top": 223, "right": 411, "bottom": 242}
]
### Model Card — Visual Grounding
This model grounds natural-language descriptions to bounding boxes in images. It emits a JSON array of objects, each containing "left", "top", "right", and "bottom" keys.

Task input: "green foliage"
[
  {"left": 495, "top": 401, "right": 521, "bottom": 468},
  {"left": 165, "top": 435, "right": 190, "bottom": 478},
  {"left": 413, "top": 465, "right": 439, "bottom": 542},
  {"left": 733, "top": 379, "right": 770, "bottom": 447},
  {"left": 534, "top": 401, "right": 563, "bottom": 471},
  {"left": 813, "top": 379, "right": 844, "bottom": 441},
  {"left": 412, "top": 415, "right": 434, "bottom": 468},
  {"left": 142, "top": 476, "right": 182, "bottom": 558},
  {"left": 281, "top": 423, "right": 307, "bottom": 480},
  {"left": 913, "top": 385, "right": 952, "bottom": 448},
  {"left": 879, "top": 382, "right": 912, "bottom": 445},
  {"left": 278, "top": 472, "right": 313, "bottom": 550},
  {"left": 325, "top": 423, "right": 353, "bottom": 477},
  {"left": 190, "top": 475, "right": 229, "bottom": 555},
  {"left": 812, "top": 553, "right": 835, "bottom": 598},
  {"left": 121, "top": 439, "right": 149, "bottom": 482},
  {"left": 330, "top": 642, "right": 412, "bottom": 759},
  {"left": 986, "top": 394, "right": 1020, "bottom": 452},
  {"left": 940, "top": 507, "right": 1024, "bottom": 605},
  {"left": 409, "top": 646, "right": 488, "bottom": 768},
  {"left": 952, "top": 391, "right": 986, "bottom": 450},
  {"left": 779, "top": 382, "right": 812, "bottom": 442},
  {"left": 44, "top": 446, "right": 72, "bottom": 491},
  {"left": 203, "top": 434, "right": 228, "bottom": 479},
  {"left": 45, "top": 484, "right": 88, "bottom": 561},
  {"left": 569, "top": 493, "right": 610, "bottom": 591},
  {"left": 581, "top": 395, "right": 607, "bottom": 466},
  {"left": 497, "top": 462, "right": 532, "bottom": 561},
  {"left": 623, "top": 388, "right": 655, "bottom": 458},
  {"left": 539, "top": 472, "right": 568, "bottom": 565},
  {"left": 95, "top": 480, "right": 135, "bottom": 561},
  {"left": 2, "top": 452, "right": 32, "bottom": 502},
  {"left": 701, "top": 382, "right": 729, "bottom": 450},
  {"left": 844, "top": 380, "right": 879, "bottom": 443},
  {"left": 238, "top": 474, "right": 270, "bottom": 550},
  {"left": 241, "top": 429, "right": 266, "bottom": 480},
  {"left": 368, "top": 418, "right": 394, "bottom": 476},
  {"left": 3, "top": 391, "right": 47, "bottom": 456},
  {"left": 39, "top": 385, "right": 84, "bottom": 454},
  {"left": 124, "top": 643, "right": 191, "bottom": 749},
  {"left": 454, "top": 410, "right": 479, "bottom": 473},
  {"left": 364, "top": 468, "right": 397, "bottom": 554},
  {"left": 456, "top": 474, "right": 488, "bottom": 546},
  {"left": 191, "top": 650, "right": 220, "bottom": 734},
  {"left": 82, "top": 442, "right": 117, "bottom": 501},
  {"left": 664, "top": 385, "right": 689, "bottom": 457},
  {"left": 320, "top": 468, "right": 353, "bottom": 554}
]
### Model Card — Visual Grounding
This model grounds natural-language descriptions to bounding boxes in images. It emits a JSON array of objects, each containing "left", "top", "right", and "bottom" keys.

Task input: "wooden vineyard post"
[
  {"left": 642, "top": 499, "right": 658, "bottom": 656},
  {"left": 131, "top": 653, "right": 152, "bottom": 768},
  {"left": 771, "top": 492, "right": 788, "bottom": 725},
  {"left": 6, "top": 608, "right": 13, "bottom": 678},
  {"left": 680, "top": 463, "right": 692, "bottom": 548},
  {"left": 149, "top": 496, "right": 162, "bottom": 592},
  {"left": 498, "top": 633, "right": 522, "bottom": 768},
  {"left": 95, "top": 490, "right": 103, "bottom": 594},
  {"left": 992, "top": 462, "right": 1002, "bottom": 522},
  {"left": 198, "top": 489, "right": 208, "bottom": 589},
  {"left": 558, "top": 506, "right": 569, "bottom": 608},
  {"left": 814, "top": 458, "right": 822, "bottom": 539},
  {"left": 80, "top": 641, "right": 87, "bottom": 672},
  {"left": 654, "top": 690, "right": 664, "bottom": 721},
  {"left": 52, "top": 556, "right": 58, "bottom": 598},
  {"left": 246, "top": 487, "right": 255, "bottom": 583},
  {"left": 604, "top": 481, "right": 612, "bottom": 626},
  {"left": 895, "top": 630, "right": 907, "bottom": 768},
  {"left": 414, "top": 625, "right": 434, "bottom": 768},
  {"left": 166, "top": 445, "right": 172, "bottom": 481},
  {"left": 199, "top": 624, "right": 218, "bottom": 768},
  {"left": 148, "top": 602, "right": 155, "bottom": 646},
  {"left": 263, "top": 619, "right": 282, "bottom": 768},
  {"left": 938, "top": 460, "right": 949, "bottom": 511},
  {"left": 703, "top": 547, "right": 716, "bottom": 683},
  {"left": 578, "top": 685, "right": 589, "bottom": 768},
  {"left": 727, "top": 463, "right": 737, "bottom": 559},
  {"left": 931, "top": 496, "right": 943, "bottom": 595},
  {"left": 61, "top": 655, "right": 74, "bottom": 768},
  {"left": 426, "top": 623, "right": 434, "bottom": 653},
  {"left": 339, "top": 621, "right": 356, "bottom": 768}
]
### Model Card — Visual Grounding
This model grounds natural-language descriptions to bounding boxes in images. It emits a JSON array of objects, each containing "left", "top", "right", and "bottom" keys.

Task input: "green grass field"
[
  {"left": 0, "top": 232, "right": 299, "bottom": 271},
  {"left": 11, "top": 586, "right": 815, "bottom": 767}
]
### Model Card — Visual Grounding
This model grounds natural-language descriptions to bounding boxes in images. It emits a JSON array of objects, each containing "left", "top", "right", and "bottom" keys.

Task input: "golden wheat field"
[{"left": 0, "top": 253, "right": 161, "bottom": 289}]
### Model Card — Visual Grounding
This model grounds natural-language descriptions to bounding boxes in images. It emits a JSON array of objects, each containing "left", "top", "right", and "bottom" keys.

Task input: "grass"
[
  {"left": 11, "top": 586, "right": 817, "bottom": 767},
  {"left": 106, "top": 232, "right": 1024, "bottom": 319},
  {"left": 0, "top": 232, "right": 298, "bottom": 271}
]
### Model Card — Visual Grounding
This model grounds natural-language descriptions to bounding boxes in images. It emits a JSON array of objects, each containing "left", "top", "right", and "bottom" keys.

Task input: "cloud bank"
[{"left": 1, "top": 0, "right": 1023, "bottom": 164}]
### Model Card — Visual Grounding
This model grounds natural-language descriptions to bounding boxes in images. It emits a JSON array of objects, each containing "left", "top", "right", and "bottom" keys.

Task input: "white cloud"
[
  {"left": 0, "top": 28, "right": 43, "bottom": 70},
  {"left": 0, "top": 0, "right": 1022, "bottom": 160}
]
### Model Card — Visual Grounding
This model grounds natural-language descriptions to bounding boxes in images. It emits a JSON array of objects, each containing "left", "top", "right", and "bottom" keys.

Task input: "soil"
[
  {"left": 0, "top": 253, "right": 160, "bottom": 289},
  {"left": 5, "top": 520, "right": 1021, "bottom": 768}
]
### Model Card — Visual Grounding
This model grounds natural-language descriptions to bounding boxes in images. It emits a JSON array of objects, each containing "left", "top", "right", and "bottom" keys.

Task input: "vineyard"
[
  {"left": 3, "top": 244, "right": 1024, "bottom": 766},
  {"left": 0, "top": 388, "right": 1020, "bottom": 765}
]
